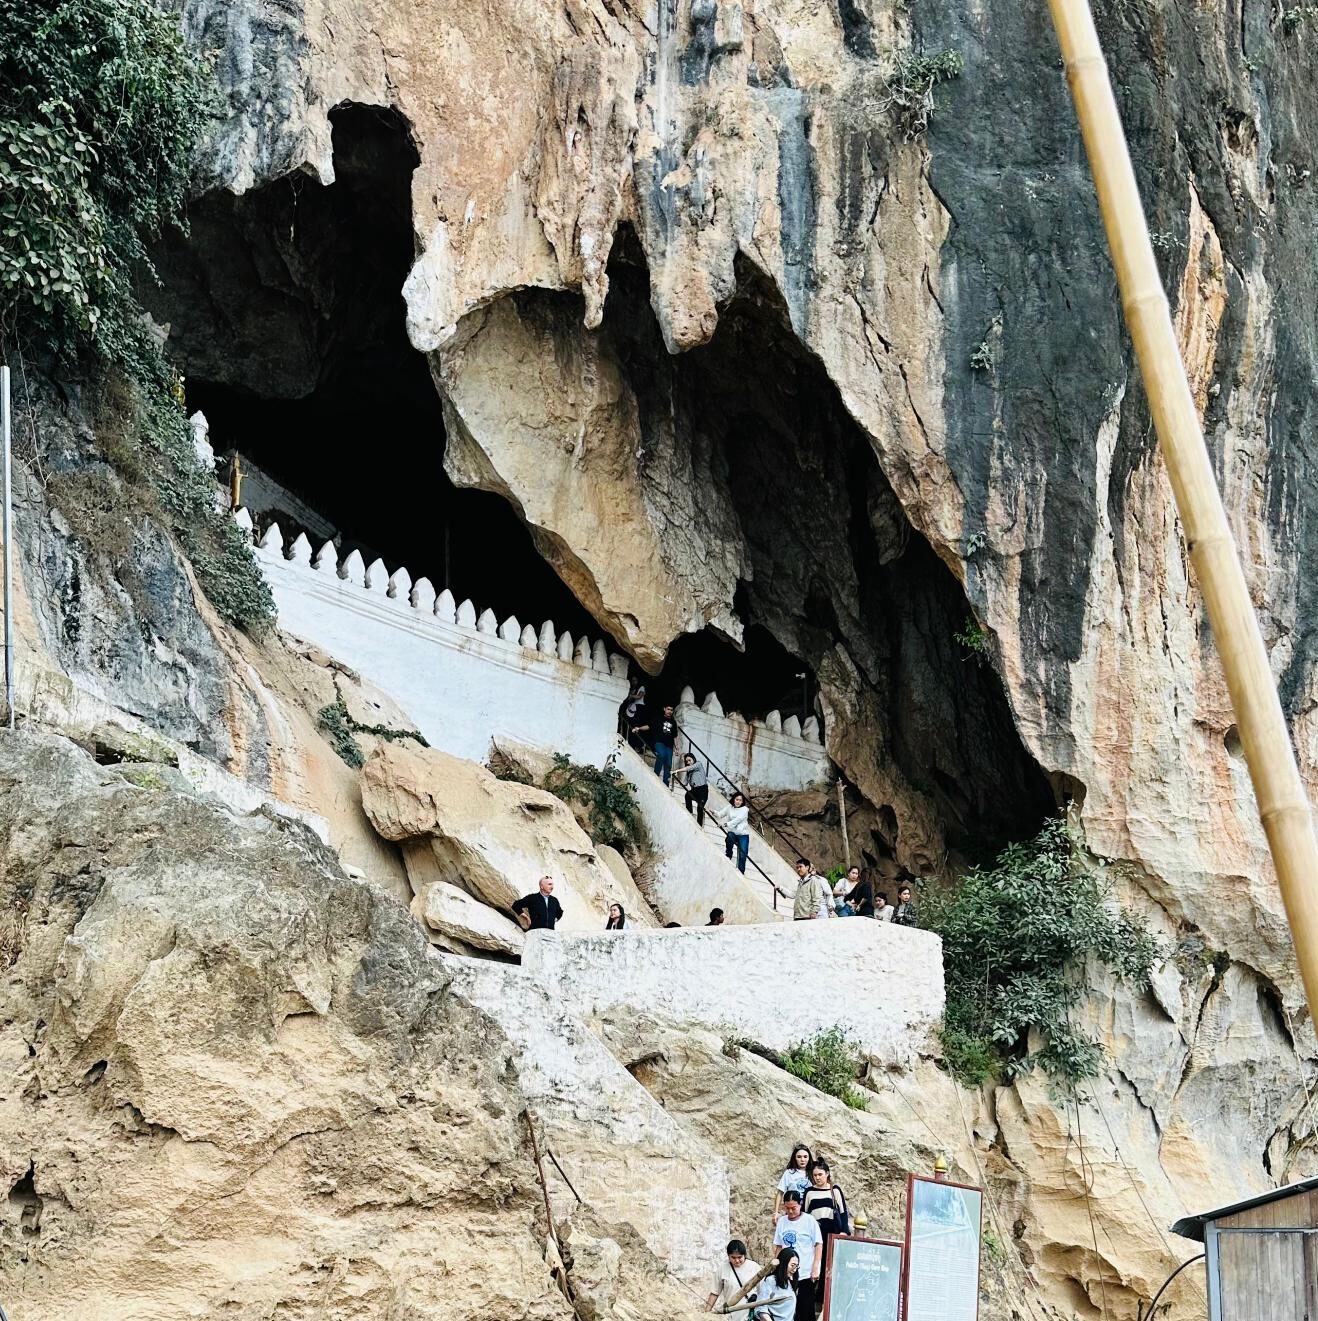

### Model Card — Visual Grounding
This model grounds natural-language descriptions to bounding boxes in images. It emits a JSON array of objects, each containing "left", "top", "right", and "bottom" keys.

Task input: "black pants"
[
  {"left": 685, "top": 783, "right": 708, "bottom": 825},
  {"left": 794, "top": 1277, "right": 817, "bottom": 1321}
]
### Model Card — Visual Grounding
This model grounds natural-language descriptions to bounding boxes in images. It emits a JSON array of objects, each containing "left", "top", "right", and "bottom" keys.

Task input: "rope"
[
  {"left": 947, "top": 1081, "right": 1053, "bottom": 1321},
  {"left": 1071, "top": 1097, "right": 1111, "bottom": 1321},
  {"left": 1092, "top": 1091, "right": 1175, "bottom": 1261},
  {"left": 1282, "top": 1002, "right": 1318, "bottom": 1176}
]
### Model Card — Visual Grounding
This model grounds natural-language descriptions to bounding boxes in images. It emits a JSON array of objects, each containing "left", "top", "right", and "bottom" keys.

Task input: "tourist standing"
[
  {"left": 512, "top": 875, "right": 563, "bottom": 931},
  {"left": 892, "top": 884, "right": 918, "bottom": 927},
  {"left": 773, "top": 1192, "right": 824, "bottom": 1320},
  {"left": 792, "top": 860, "right": 833, "bottom": 921},
  {"left": 772, "top": 1144, "right": 814, "bottom": 1221},
  {"left": 705, "top": 1239, "right": 762, "bottom": 1313},
  {"left": 605, "top": 903, "right": 626, "bottom": 930},
  {"left": 717, "top": 792, "right": 752, "bottom": 874},
  {"left": 848, "top": 867, "right": 875, "bottom": 918},
  {"left": 622, "top": 683, "right": 650, "bottom": 751},
  {"left": 653, "top": 703, "right": 678, "bottom": 785},
  {"left": 673, "top": 751, "right": 710, "bottom": 825},
  {"left": 801, "top": 1160, "right": 849, "bottom": 1312}
]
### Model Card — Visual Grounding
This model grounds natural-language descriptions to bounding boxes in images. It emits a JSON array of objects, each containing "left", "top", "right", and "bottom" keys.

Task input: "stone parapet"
[
  {"left": 522, "top": 918, "right": 944, "bottom": 1064},
  {"left": 675, "top": 688, "right": 828, "bottom": 792},
  {"left": 240, "top": 513, "right": 631, "bottom": 765}
]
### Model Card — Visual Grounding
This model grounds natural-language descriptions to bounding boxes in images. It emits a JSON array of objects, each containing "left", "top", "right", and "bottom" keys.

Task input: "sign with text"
[
  {"left": 822, "top": 1235, "right": 903, "bottom": 1321},
  {"left": 903, "top": 1175, "right": 983, "bottom": 1321}
]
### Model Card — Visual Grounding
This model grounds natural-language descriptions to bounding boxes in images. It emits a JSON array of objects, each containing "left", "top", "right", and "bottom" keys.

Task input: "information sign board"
[
  {"left": 822, "top": 1235, "right": 903, "bottom": 1321},
  {"left": 903, "top": 1175, "right": 983, "bottom": 1321}
]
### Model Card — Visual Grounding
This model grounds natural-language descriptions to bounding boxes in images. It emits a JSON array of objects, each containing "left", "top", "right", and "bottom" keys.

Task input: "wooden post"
[
  {"left": 1044, "top": 0, "right": 1318, "bottom": 1018},
  {"left": 229, "top": 453, "right": 242, "bottom": 512},
  {"left": 838, "top": 779, "right": 850, "bottom": 869}
]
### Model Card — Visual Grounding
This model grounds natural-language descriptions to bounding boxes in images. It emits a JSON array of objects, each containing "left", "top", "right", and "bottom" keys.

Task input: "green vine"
[
  {"left": 317, "top": 693, "right": 429, "bottom": 769},
  {"left": 922, "top": 818, "right": 1162, "bottom": 1091},
  {"left": 879, "top": 48, "right": 964, "bottom": 139},
  {"left": 541, "top": 752, "right": 648, "bottom": 852},
  {"left": 954, "top": 616, "right": 990, "bottom": 657},
  {"left": 1, "top": 0, "right": 273, "bottom": 632}
]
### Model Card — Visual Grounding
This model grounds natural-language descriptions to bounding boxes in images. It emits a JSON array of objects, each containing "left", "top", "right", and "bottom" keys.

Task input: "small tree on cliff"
[{"left": 923, "top": 817, "right": 1161, "bottom": 1090}]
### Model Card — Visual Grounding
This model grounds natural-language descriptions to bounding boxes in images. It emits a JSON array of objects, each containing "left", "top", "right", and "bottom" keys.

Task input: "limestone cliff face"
[{"left": 6, "top": 0, "right": 1318, "bottom": 1317}]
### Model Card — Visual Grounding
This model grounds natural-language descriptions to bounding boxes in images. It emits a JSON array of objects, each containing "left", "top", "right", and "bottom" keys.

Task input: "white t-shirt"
[
  {"left": 777, "top": 1167, "right": 810, "bottom": 1197},
  {"left": 774, "top": 1212, "right": 824, "bottom": 1278},
  {"left": 709, "top": 1257, "right": 761, "bottom": 1308},
  {"left": 875, "top": 903, "right": 894, "bottom": 921}
]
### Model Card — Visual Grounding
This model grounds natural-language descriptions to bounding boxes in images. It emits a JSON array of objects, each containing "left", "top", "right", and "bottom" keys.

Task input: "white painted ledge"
[{"left": 522, "top": 918, "right": 945, "bottom": 1065}]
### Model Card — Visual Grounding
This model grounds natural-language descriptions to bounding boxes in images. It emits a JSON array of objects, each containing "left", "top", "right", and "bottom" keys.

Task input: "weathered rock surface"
[
  {"left": 361, "top": 740, "right": 651, "bottom": 931},
  {"left": 0, "top": 729, "right": 702, "bottom": 1319},
  {"left": 414, "top": 878, "right": 526, "bottom": 955}
]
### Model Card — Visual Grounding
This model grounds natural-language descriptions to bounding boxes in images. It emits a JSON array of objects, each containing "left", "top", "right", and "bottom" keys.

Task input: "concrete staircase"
[{"left": 617, "top": 741, "right": 795, "bottom": 925}]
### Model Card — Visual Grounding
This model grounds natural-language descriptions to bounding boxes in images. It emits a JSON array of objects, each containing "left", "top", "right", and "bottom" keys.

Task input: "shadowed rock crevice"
[
  {"left": 149, "top": 102, "right": 597, "bottom": 636},
  {"left": 496, "top": 240, "right": 1059, "bottom": 863}
]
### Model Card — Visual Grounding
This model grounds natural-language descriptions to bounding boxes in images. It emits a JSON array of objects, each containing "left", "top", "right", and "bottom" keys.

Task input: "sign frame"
[
  {"left": 822, "top": 1233, "right": 905, "bottom": 1321},
  {"left": 901, "top": 1173, "right": 984, "bottom": 1321}
]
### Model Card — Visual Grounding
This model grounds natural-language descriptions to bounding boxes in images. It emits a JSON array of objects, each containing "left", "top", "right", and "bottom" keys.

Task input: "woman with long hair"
[
  {"left": 802, "top": 1159, "right": 849, "bottom": 1315},
  {"left": 605, "top": 903, "right": 626, "bottom": 930},
  {"left": 772, "top": 1143, "right": 813, "bottom": 1222},
  {"left": 744, "top": 1248, "right": 798, "bottom": 1320},
  {"left": 718, "top": 790, "right": 752, "bottom": 874}
]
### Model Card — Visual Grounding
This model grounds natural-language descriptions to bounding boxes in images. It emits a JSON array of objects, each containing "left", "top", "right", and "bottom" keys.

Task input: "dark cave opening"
[
  {"left": 595, "top": 236, "right": 1056, "bottom": 859},
  {"left": 152, "top": 103, "right": 597, "bottom": 637}
]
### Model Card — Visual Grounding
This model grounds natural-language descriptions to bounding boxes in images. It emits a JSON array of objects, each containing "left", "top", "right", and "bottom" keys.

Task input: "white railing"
[
  {"left": 674, "top": 686, "right": 828, "bottom": 792},
  {"left": 237, "top": 511, "right": 632, "bottom": 765}
]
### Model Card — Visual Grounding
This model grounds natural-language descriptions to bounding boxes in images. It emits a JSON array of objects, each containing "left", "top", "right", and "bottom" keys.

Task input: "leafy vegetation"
[
  {"left": 922, "top": 818, "right": 1161, "bottom": 1090},
  {"left": 542, "top": 753, "right": 648, "bottom": 853},
  {"left": 1, "top": 0, "right": 273, "bottom": 631},
  {"left": 970, "top": 339, "right": 994, "bottom": 372},
  {"left": 878, "top": 49, "right": 964, "bottom": 139},
  {"left": 317, "top": 692, "right": 429, "bottom": 769},
  {"left": 781, "top": 1027, "right": 869, "bottom": 1110},
  {"left": 954, "top": 616, "right": 990, "bottom": 656}
]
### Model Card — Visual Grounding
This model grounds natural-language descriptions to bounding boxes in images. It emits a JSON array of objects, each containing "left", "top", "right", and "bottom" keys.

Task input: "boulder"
[
  {"left": 361, "top": 740, "right": 636, "bottom": 932},
  {"left": 414, "top": 879, "right": 525, "bottom": 956}
]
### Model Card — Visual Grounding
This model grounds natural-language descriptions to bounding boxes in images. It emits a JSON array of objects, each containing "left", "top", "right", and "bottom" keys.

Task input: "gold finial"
[{"left": 934, "top": 1155, "right": 949, "bottom": 1181}]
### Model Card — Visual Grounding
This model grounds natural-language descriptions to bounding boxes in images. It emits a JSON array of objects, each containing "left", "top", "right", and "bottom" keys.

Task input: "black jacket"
[{"left": 512, "top": 892, "right": 564, "bottom": 930}]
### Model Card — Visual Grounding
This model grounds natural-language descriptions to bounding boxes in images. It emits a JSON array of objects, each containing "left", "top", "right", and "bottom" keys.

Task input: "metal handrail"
[
  {"left": 617, "top": 720, "right": 789, "bottom": 909},
  {"left": 670, "top": 721, "right": 814, "bottom": 864}
]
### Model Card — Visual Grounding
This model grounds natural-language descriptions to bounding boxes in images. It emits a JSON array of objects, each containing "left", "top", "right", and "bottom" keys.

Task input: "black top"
[
  {"left": 653, "top": 716, "right": 678, "bottom": 748},
  {"left": 512, "top": 892, "right": 564, "bottom": 930},
  {"left": 850, "top": 879, "right": 875, "bottom": 917}
]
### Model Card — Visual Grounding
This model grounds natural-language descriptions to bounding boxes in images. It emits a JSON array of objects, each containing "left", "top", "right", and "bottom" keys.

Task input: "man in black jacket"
[{"left": 512, "top": 875, "right": 564, "bottom": 931}]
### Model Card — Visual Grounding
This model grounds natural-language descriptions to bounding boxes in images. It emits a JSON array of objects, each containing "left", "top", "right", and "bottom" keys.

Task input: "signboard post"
[
  {"left": 902, "top": 1173, "right": 984, "bottom": 1321},
  {"left": 822, "top": 1235, "right": 903, "bottom": 1321}
]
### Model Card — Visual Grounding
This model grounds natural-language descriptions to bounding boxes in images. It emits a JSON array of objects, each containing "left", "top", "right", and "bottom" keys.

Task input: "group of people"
[
  {"left": 789, "top": 860, "right": 918, "bottom": 927},
  {"left": 706, "top": 1144, "right": 852, "bottom": 1319},
  {"left": 511, "top": 854, "right": 918, "bottom": 937}
]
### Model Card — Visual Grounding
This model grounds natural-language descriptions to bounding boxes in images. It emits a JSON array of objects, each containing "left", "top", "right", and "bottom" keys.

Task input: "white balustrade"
[
  {"left": 341, "top": 549, "right": 366, "bottom": 587},
  {"left": 258, "top": 522, "right": 284, "bottom": 558},
  {"left": 436, "top": 589, "right": 457, "bottom": 623},
  {"left": 456, "top": 598, "right": 477, "bottom": 628},
  {"left": 289, "top": 533, "right": 313, "bottom": 566},
  {"left": 412, "top": 577, "right": 436, "bottom": 612},
  {"left": 364, "top": 558, "right": 390, "bottom": 597},
  {"left": 557, "top": 631, "right": 574, "bottom": 662},
  {"left": 476, "top": 608, "right": 498, "bottom": 635},
  {"left": 388, "top": 566, "right": 412, "bottom": 603},
  {"left": 498, "top": 615, "right": 521, "bottom": 644},
  {"left": 519, "top": 624, "right": 538, "bottom": 649},
  {"left": 314, "top": 540, "right": 338, "bottom": 575},
  {"left": 573, "top": 637, "right": 592, "bottom": 667},
  {"left": 539, "top": 621, "right": 557, "bottom": 654}
]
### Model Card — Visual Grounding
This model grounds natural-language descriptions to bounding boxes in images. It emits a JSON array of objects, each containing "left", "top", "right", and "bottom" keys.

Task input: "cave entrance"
[
  {"left": 154, "top": 103, "right": 596, "bottom": 636},
  {"left": 593, "top": 237, "right": 1057, "bottom": 865}
]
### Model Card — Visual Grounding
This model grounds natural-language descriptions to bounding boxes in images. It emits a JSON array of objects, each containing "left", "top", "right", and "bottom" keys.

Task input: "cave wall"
[{"left": 109, "top": 0, "right": 1318, "bottom": 1314}]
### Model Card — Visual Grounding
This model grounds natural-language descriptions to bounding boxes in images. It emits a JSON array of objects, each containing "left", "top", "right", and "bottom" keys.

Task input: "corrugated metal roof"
[{"left": 1170, "top": 1176, "right": 1318, "bottom": 1241}]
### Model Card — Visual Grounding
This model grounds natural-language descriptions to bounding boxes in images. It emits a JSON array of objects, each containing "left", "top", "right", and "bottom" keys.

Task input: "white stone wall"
[
  {"left": 523, "top": 918, "right": 945, "bottom": 1064},
  {"left": 675, "top": 689, "right": 829, "bottom": 792},
  {"left": 241, "top": 514, "right": 631, "bottom": 765}
]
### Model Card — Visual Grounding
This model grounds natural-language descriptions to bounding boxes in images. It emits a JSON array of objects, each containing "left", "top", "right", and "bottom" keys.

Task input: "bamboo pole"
[{"left": 1044, "top": 0, "right": 1318, "bottom": 1017}]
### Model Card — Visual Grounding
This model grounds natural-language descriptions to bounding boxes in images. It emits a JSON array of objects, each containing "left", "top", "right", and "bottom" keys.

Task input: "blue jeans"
[
  {"left": 654, "top": 742, "right": 674, "bottom": 785},
  {"left": 725, "top": 832, "right": 749, "bottom": 873}
]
